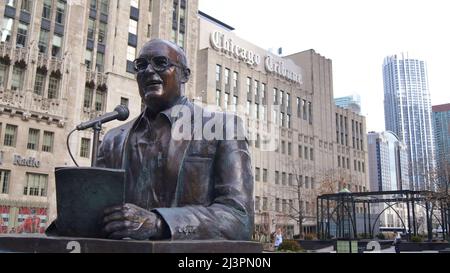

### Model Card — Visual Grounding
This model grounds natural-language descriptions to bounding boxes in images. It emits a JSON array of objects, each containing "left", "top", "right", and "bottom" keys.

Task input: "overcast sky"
[{"left": 198, "top": 0, "right": 450, "bottom": 132}]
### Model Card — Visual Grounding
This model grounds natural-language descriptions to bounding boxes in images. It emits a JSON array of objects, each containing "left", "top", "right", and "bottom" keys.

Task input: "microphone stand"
[{"left": 91, "top": 121, "right": 102, "bottom": 167}]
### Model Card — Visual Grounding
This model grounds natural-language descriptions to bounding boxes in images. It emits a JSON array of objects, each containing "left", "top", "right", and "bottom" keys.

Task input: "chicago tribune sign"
[
  {"left": 210, "top": 31, "right": 261, "bottom": 66},
  {"left": 210, "top": 31, "right": 302, "bottom": 85},
  {"left": 265, "top": 56, "right": 303, "bottom": 85},
  {"left": 13, "top": 155, "right": 41, "bottom": 168}
]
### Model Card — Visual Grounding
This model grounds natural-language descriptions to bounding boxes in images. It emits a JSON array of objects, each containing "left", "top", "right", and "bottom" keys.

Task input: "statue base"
[{"left": 0, "top": 234, "right": 263, "bottom": 253}]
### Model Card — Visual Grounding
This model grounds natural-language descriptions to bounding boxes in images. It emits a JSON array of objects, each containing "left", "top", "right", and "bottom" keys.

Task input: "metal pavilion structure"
[{"left": 316, "top": 190, "right": 450, "bottom": 241}]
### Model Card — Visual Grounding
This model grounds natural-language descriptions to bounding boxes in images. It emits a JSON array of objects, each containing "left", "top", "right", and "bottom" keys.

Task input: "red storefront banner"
[
  {"left": 16, "top": 207, "right": 48, "bottom": 234},
  {"left": 0, "top": 206, "right": 10, "bottom": 233}
]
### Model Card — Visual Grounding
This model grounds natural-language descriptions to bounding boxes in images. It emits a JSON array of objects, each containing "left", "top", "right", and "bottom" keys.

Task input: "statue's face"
[{"left": 135, "top": 41, "right": 184, "bottom": 109}]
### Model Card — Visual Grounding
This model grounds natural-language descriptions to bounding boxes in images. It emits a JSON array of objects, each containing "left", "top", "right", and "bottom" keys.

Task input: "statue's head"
[{"left": 134, "top": 39, "right": 191, "bottom": 112}]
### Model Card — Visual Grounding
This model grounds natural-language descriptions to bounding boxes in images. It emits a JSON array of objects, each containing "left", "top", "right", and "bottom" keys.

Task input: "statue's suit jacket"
[{"left": 96, "top": 98, "right": 254, "bottom": 240}]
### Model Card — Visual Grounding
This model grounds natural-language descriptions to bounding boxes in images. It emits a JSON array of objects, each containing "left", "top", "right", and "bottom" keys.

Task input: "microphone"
[{"left": 76, "top": 105, "right": 130, "bottom": 130}]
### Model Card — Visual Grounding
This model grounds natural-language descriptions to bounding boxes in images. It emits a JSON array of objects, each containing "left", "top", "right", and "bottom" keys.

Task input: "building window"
[
  {"left": 303, "top": 99, "right": 307, "bottom": 120},
  {"left": 42, "top": 0, "right": 52, "bottom": 19},
  {"left": 224, "top": 93, "right": 229, "bottom": 110},
  {"left": 255, "top": 167, "right": 260, "bottom": 181},
  {"left": 47, "top": 76, "right": 60, "bottom": 99},
  {"left": 232, "top": 71, "right": 238, "bottom": 90},
  {"left": 0, "top": 170, "right": 10, "bottom": 194},
  {"left": 4, "top": 124, "right": 17, "bottom": 147},
  {"left": 130, "top": 0, "right": 139, "bottom": 8},
  {"left": 254, "top": 80, "right": 259, "bottom": 99},
  {"left": 126, "top": 46, "right": 136, "bottom": 61},
  {"left": 38, "top": 29, "right": 50, "bottom": 54},
  {"left": 215, "top": 90, "right": 221, "bottom": 107},
  {"left": 310, "top": 148, "right": 314, "bottom": 161},
  {"left": 261, "top": 83, "right": 266, "bottom": 102},
  {"left": 288, "top": 142, "right": 292, "bottom": 155},
  {"left": 95, "top": 90, "right": 106, "bottom": 111},
  {"left": 100, "top": 0, "right": 109, "bottom": 13},
  {"left": 87, "top": 19, "right": 95, "bottom": 40},
  {"left": 6, "top": 0, "right": 16, "bottom": 7},
  {"left": 56, "top": 1, "right": 66, "bottom": 25},
  {"left": 275, "top": 171, "right": 279, "bottom": 184},
  {"left": 96, "top": 52, "right": 104, "bottom": 72},
  {"left": 85, "top": 49, "right": 93, "bottom": 69},
  {"left": 215, "top": 64, "right": 221, "bottom": 86},
  {"left": 224, "top": 68, "right": 230, "bottom": 86},
  {"left": 232, "top": 96, "right": 237, "bottom": 112},
  {"left": 33, "top": 71, "right": 46, "bottom": 95},
  {"left": 120, "top": 97, "right": 129, "bottom": 108},
  {"left": 52, "top": 34, "right": 62, "bottom": 57},
  {"left": 98, "top": 22, "right": 107, "bottom": 44},
  {"left": 276, "top": 198, "right": 281, "bottom": 212},
  {"left": 0, "top": 17, "right": 13, "bottom": 43},
  {"left": 84, "top": 87, "right": 94, "bottom": 108},
  {"left": 27, "top": 128, "right": 40, "bottom": 150},
  {"left": 262, "top": 197, "right": 268, "bottom": 211},
  {"left": 11, "top": 66, "right": 25, "bottom": 91},
  {"left": 16, "top": 23, "right": 28, "bottom": 48},
  {"left": 263, "top": 168, "right": 268, "bottom": 182},
  {"left": 129, "top": 19, "right": 138, "bottom": 35},
  {"left": 280, "top": 90, "right": 284, "bottom": 106},
  {"left": 0, "top": 63, "right": 8, "bottom": 87},
  {"left": 282, "top": 199, "right": 287, "bottom": 213},
  {"left": 42, "top": 131, "right": 54, "bottom": 152},
  {"left": 90, "top": 0, "right": 97, "bottom": 9},
  {"left": 304, "top": 146, "right": 309, "bottom": 160},
  {"left": 281, "top": 140, "right": 285, "bottom": 154},
  {"left": 288, "top": 174, "right": 293, "bottom": 186},
  {"left": 24, "top": 173, "right": 48, "bottom": 197},
  {"left": 246, "top": 77, "right": 251, "bottom": 94},
  {"left": 255, "top": 196, "right": 260, "bottom": 211},
  {"left": 80, "top": 138, "right": 91, "bottom": 158},
  {"left": 298, "top": 145, "right": 302, "bottom": 158},
  {"left": 287, "top": 114, "right": 291, "bottom": 129}
]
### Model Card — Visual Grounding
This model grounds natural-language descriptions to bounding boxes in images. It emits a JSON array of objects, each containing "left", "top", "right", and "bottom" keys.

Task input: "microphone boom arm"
[{"left": 91, "top": 121, "right": 102, "bottom": 167}]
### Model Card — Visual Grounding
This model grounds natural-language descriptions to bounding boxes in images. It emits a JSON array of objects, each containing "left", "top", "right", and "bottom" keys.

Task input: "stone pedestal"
[{"left": 0, "top": 234, "right": 263, "bottom": 253}]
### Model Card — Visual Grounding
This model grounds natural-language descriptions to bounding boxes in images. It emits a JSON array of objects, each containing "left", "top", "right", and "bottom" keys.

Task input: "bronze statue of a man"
[{"left": 95, "top": 39, "right": 254, "bottom": 240}]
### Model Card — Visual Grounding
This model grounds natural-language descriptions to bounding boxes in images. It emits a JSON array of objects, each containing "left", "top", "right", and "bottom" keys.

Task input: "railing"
[{"left": 0, "top": 88, "right": 66, "bottom": 119}]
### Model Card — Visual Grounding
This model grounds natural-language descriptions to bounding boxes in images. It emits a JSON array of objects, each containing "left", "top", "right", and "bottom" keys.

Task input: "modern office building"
[
  {"left": 367, "top": 131, "right": 409, "bottom": 192},
  {"left": 432, "top": 103, "right": 450, "bottom": 186},
  {"left": 0, "top": 0, "right": 200, "bottom": 234},
  {"left": 383, "top": 53, "right": 435, "bottom": 191},
  {"left": 334, "top": 94, "right": 361, "bottom": 114},
  {"left": 367, "top": 131, "right": 409, "bottom": 229},
  {"left": 0, "top": 0, "right": 369, "bottom": 238}
]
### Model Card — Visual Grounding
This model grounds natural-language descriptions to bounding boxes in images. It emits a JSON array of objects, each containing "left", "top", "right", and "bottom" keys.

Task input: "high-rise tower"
[{"left": 383, "top": 53, "right": 435, "bottom": 190}]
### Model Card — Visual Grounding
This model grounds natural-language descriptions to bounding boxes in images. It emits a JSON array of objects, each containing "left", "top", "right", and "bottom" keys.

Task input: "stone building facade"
[{"left": 0, "top": 0, "right": 367, "bottom": 239}]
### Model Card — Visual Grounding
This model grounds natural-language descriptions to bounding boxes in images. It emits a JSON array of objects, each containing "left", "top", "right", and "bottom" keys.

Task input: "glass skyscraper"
[
  {"left": 383, "top": 53, "right": 435, "bottom": 190},
  {"left": 432, "top": 103, "right": 450, "bottom": 186}
]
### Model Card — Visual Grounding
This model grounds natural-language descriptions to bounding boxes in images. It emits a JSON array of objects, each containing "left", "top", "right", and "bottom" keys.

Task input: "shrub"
[
  {"left": 278, "top": 240, "right": 303, "bottom": 252},
  {"left": 304, "top": 233, "right": 317, "bottom": 240},
  {"left": 375, "top": 233, "right": 385, "bottom": 240},
  {"left": 410, "top": 235, "right": 423, "bottom": 243},
  {"left": 358, "top": 233, "right": 370, "bottom": 239}
]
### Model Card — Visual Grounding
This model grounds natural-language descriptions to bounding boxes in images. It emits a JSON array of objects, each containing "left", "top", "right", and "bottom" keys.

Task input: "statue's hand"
[{"left": 103, "top": 203, "right": 166, "bottom": 240}]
